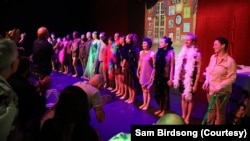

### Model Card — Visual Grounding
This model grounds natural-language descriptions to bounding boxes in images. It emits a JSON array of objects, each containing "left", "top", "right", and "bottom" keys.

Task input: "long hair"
[
  {"left": 55, "top": 85, "right": 90, "bottom": 123},
  {"left": 53, "top": 86, "right": 90, "bottom": 141}
]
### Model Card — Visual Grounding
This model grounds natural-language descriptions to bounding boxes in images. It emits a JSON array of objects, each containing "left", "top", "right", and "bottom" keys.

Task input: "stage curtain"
[
  {"left": 96, "top": 0, "right": 128, "bottom": 36},
  {"left": 196, "top": 0, "right": 250, "bottom": 77}
]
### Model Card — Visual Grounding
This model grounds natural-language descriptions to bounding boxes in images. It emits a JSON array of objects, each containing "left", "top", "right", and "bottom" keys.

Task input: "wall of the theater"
[{"left": 143, "top": 0, "right": 250, "bottom": 76}]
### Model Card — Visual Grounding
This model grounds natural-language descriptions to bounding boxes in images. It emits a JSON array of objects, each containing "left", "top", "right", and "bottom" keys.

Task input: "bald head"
[
  {"left": 156, "top": 112, "right": 185, "bottom": 125},
  {"left": 37, "top": 26, "right": 49, "bottom": 39},
  {"left": 89, "top": 74, "right": 105, "bottom": 90}
]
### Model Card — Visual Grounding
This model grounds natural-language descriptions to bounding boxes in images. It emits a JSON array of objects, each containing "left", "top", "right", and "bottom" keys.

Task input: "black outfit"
[
  {"left": 32, "top": 38, "right": 54, "bottom": 77},
  {"left": 40, "top": 118, "right": 99, "bottom": 141},
  {"left": 127, "top": 43, "right": 140, "bottom": 89},
  {"left": 120, "top": 44, "right": 130, "bottom": 84},
  {"left": 8, "top": 74, "right": 46, "bottom": 141},
  {"left": 153, "top": 47, "right": 173, "bottom": 111}
]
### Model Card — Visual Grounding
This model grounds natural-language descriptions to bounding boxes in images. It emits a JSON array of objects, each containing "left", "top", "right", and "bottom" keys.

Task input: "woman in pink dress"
[
  {"left": 56, "top": 37, "right": 64, "bottom": 72},
  {"left": 137, "top": 37, "right": 155, "bottom": 110}
]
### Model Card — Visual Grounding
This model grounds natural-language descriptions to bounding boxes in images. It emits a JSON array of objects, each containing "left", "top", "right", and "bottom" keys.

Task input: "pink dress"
[
  {"left": 58, "top": 42, "right": 65, "bottom": 64},
  {"left": 139, "top": 50, "right": 154, "bottom": 86}
]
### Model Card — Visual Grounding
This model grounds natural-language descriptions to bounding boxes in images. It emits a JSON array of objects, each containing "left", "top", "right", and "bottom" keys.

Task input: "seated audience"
[
  {"left": 40, "top": 85, "right": 100, "bottom": 141},
  {"left": 8, "top": 57, "right": 47, "bottom": 141},
  {"left": 0, "top": 39, "right": 19, "bottom": 141}
]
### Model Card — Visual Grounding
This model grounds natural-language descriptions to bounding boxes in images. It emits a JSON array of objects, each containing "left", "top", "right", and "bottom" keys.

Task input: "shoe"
[{"left": 72, "top": 74, "right": 78, "bottom": 77}]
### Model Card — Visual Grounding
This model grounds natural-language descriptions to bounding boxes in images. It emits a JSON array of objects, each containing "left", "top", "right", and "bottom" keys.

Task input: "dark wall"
[
  {"left": 96, "top": 0, "right": 145, "bottom": 39},
  {"left": 1, "top": 0, "right": 146, "bottom": 49},
  {"left": 127, "top": 0, "right": 145, "bottom": 39},
  {"left": 1, "top": 0, "right": 97, "bottom": 35},
  {"left": 1, "top": 0, "right": 97, "bottom": 55}
]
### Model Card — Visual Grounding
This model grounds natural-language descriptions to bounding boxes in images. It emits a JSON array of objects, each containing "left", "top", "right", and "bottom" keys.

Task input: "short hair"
[
  {"left": 215, "top": 36, "right": 229, "bottom": 51},
  {"left": 99, "top": 32, "right": 106, "bottom": 36},
  {"left": 163, "top": 36, "right": 173, "bottom": 47},
  {"left": 142, "top": 37, "right": 152, "bottom": 48},
  {"left": 100, "top": 35, "right": 106, "bottom": 41},
  {"left": 50, "top": 32, "right": 56, "bottom": 36},
  {"left": 92, "top": 31, "right": 98, "bottom": 35},
  {"left": 186, "top": 33, "right": 197, "bottom": 44},
  {"left": 0, "top": 39, "right": 18, "bottom": 73},
  {"left": 73, "top": 31, "right": 79, "bottom": 36}
]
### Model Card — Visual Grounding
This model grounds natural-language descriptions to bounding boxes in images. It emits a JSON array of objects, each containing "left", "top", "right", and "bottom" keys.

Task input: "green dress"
[{"left": 84, "top": 40, "right": 100, "bottom": 78}]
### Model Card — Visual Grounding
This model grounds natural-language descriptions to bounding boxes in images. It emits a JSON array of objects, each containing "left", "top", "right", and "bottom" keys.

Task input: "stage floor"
[{"left": 47, "top": 71, "right": 208, "bottom": 140}]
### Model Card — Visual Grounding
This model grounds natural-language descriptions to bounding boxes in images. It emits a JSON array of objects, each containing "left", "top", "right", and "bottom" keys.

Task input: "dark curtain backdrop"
[
  {"left": 1, "top": 0, "right": 97, "bottom": 55},
  {"left": 96, "top": 0, "right": 145, "bottom": 39},
  {"left": 96, "top": 0, "right": 128, "bottom": 36},
  {"left": 196, "top": 0, "right": 250, "bottom": 76}
]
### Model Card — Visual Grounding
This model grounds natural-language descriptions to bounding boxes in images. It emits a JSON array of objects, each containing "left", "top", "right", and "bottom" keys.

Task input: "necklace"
[{"left": 173, "top": 45, "right": 198, "bottom": 100}]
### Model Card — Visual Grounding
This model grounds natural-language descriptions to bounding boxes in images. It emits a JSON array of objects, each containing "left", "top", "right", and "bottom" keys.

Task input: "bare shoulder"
[
  {"left": 169, "top": 49, "right": 175, "bottom": 57},
  {"left": 150, "top": 50, "right": 155, "bottom": 56},
  {"left": 139, "top": 50, "right": 143, "bottom": 55}
]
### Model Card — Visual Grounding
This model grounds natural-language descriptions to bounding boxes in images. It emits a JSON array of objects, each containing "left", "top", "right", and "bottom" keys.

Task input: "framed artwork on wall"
[
  {"left": 147, "top": 31, "right": 152, "bottom": 38},
  {"left": 183, "top": 22, "right": 190, "bottom": 32},
  {"left": 184, "top": 7, "right": 191, "bottom": 18},
  {"left": 175, "top": 14, "right": 182, "bottom": 26},
  {"left": 149, "top": 23, "right": 153, "bottom": 30},
  {"left": 171, "top": 0, "right": 180, "bottom": 4},
  {"left": 183, "top": 0, "right": 190, "bottom": 5},
  {"left": 176, "top": 27, "right": 180, "bottom": 43},
  {"left": 168, "top": 32, "right": 174, "bottom": 41},
  {"left": 168, "top": 6, "right": 175, "bottom": 16},
  {"left": 168, "top": 20, "right": 174, "bottom": 28}
]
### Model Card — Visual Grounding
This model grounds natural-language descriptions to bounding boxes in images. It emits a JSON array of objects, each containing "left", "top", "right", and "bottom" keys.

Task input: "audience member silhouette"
[
  {"left": 0, "top": 39, "right": 19, "bottom": 141},
  {"left": 8, "top": 57, "right": 47, "bottom": 141},
  {"left": 31, "top": 26, "right": 54, "bottom": 95},
  {"left": 40, "top": 85, "right": 100, "bottom": 141}
]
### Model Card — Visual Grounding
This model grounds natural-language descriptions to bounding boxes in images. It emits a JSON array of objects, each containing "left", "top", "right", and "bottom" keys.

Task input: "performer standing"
[
  {"left": 173, "top": 33, "right": 202, "bottom": 124},
  {"left": 153, "top": 36, "right": 175, "bottom": 117},
  {"left": 137, "top": 37, "right": 155, "bottom": 110},
  {"left": 202, "top": 36, "right": 236, "bottom": 125}
]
